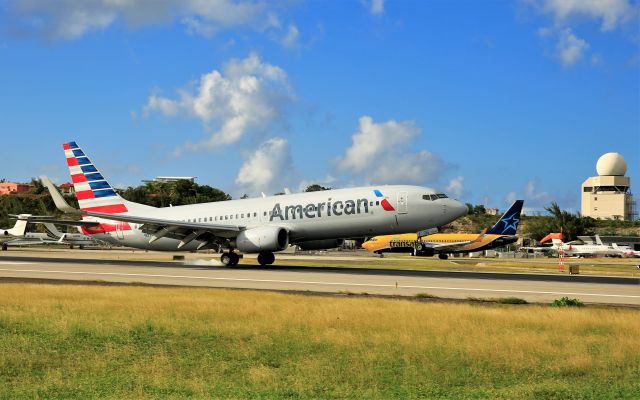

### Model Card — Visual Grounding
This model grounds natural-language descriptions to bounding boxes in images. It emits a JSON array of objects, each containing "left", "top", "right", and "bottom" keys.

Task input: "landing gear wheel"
[
  {"left": 257, "top": 251, "right": 275, "bottom": 266},
  {"left": 2, "top": 243, "right": 7, "bottom": 251},
  {"left": 221, "top": 252, "right": 240, "bottom": 266},
  {"left": 438, "top": 253, "right": 449, "bottom": 260}
]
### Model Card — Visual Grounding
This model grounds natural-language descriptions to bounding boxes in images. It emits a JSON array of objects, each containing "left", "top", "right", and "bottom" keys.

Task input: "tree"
[
  {"left": 524, "top": 202, "right": 596, "bottom": 242},
  {"left": 304, "top": 184, "right": 331, "bottom": 192}
]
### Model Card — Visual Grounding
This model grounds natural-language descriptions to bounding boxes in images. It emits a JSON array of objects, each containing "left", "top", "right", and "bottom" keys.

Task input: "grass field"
[{"left": 1, "top": 283, "right": 639, "bottom": 399}]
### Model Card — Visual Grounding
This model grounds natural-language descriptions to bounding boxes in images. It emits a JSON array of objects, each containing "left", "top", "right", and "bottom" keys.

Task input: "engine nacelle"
[
  {"left": 297, "top": 239, "right": 344, "bottom": 251},
  {"left": 236, "top": 226, "right": 289, "bottom": 253},
  {"left": 3, "top": 231, "right": 8, "bottom": 236}
]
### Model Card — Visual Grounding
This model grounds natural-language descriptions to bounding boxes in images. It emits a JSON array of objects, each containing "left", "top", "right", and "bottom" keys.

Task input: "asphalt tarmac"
[{"left": 0, "top": 250, "right": 638, "bottom": 305}]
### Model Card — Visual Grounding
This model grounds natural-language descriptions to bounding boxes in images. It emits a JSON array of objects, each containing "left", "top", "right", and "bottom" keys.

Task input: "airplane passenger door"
[
  {"left": 397, "top": 192, "right": 408, "bottom": 214},
  {"left": 115, "top": 223, "right": 125, "bottom": 239}
]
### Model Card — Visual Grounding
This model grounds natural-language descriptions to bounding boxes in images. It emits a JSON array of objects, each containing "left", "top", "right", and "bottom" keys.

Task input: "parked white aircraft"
[
  {"left": 1, "top": 216, "right": 29, "bottom": 250},
  {"left": 612, "top": 243, "right": 639, "bottom": 258},
  {"left": 15, "top": 216, "right": 99, "bottom": 248},
  {"left": 544, "top": 235, "right": 623, "bottom": 257},
  {"left": 39, "top": 141, "right": 468, "bottom": 266}
]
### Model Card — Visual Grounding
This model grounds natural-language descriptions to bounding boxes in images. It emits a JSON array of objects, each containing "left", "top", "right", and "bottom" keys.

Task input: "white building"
[{"left": 581, "top": 153, "right": 635, "bottom": 220}]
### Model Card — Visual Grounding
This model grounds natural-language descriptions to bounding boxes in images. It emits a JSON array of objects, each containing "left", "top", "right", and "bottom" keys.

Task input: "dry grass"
[{"left": 0, "top": 283, "right": 639, "bottom": 399}]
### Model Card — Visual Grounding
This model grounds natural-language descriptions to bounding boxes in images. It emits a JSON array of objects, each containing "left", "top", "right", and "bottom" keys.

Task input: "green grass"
[
  {"left": 551, "top": 297, "right": 585, "bottom": 307},
  {"left": 1, "top": 283, "right": 639, "bottom": 399}
]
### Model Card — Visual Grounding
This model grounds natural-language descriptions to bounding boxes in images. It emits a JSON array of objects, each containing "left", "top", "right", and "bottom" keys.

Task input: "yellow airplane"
[{"left": 362, "top": 200, "right": 523, "bottom": 259}]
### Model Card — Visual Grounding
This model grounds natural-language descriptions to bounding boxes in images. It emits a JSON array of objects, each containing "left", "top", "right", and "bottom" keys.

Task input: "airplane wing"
[
  {"left": 418, "top": 229, "right": 488, "bottom": 252},
  {"left": 83, "top": 211, "right": 244, "bottom": 248},
  {"left": 3, "top": 238, "right": 58, "bottom": 246},
  {"left": 39, "top": 175, "right": 243, "bottom": 248},
  {"left": 417, "top": 240, "right": 474, "bottom": 251},
  {"left": 21, "top": 217, "right": 100, "bottom": 227}
]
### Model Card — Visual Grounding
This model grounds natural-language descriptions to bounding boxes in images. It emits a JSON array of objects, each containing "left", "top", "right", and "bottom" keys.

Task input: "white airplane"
[
  {"left": 25, "top": 218, "right": 99, "bottom": 248},
  {"left": 38, "top": 141, "right": 468, "bottom": 266},
  {"left": 543, "top": 234, "right": 623, "bottom": 257},
  {"left": 612, "top": 243, "right": 639, "bottom": 258},
  {"left": 1, "top": 216, "right": 29, "bottom": 250}
]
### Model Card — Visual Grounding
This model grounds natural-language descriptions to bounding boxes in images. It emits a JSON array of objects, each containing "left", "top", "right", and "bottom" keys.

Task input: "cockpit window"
[
  {"left": 422, "top": 195, "right": 432, "bottom": 201},
  {"left": 430, "top": 194, "right": 438, "bottom": 200},
  {"left": 436, "top": 193, "right": 448, "bottom": 199}
]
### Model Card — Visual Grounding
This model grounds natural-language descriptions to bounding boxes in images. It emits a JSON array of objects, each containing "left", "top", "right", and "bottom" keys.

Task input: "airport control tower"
[{"left": 581, "top": 152, "right": 635, "bottom": 220}]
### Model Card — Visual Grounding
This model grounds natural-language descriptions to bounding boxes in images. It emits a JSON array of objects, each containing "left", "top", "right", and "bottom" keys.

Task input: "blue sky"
[{"left": 0, "top": 0, "right": 638, "bottom": 212}]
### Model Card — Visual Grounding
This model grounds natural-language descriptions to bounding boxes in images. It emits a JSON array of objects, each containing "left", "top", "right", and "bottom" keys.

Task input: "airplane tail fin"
[
  {"left": 541, "top": 232, "right": 563, "bottom": 244},
  {"left": 594, "top": 235, "right": 603, "bottom": 246},
  {"left": 42, "top": 223, "right": 63, "bottom": 238},
  {"left": 485, "top": 200, "right": 524, "bottom": 235},
  {"left": 6, "top": 216, "right": 28, "bottom": 237},
  {"left": 62, "top": 141, "right": 150, "bottom": 215}
]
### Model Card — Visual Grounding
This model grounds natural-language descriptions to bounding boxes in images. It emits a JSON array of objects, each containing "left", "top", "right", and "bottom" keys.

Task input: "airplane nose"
[{"left": 449, "top": 199, "right": 468, "bottom": 219}]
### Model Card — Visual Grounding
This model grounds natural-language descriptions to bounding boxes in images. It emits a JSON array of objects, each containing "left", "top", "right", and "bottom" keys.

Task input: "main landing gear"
[
  {"left": 2, "top": 243, "right": 7, "bottom": 251},
  {"left": 257, "top": 251, "right": 275, "bottom": 266},
  {"left": 220, "top": 252, "right": 240, "bottom": 267}
]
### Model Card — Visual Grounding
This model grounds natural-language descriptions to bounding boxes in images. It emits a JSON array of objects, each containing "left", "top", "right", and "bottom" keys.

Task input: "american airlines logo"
[
  {"left": 269, "top": 190, "right": 395, "bottom": 222},
  {"left": 270, "top": 198, "right": 370, "bottom": 221}
]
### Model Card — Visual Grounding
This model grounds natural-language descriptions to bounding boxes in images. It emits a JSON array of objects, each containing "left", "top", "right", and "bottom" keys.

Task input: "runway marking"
[
  {"left": 0, "top": 262, "right": 34, "bottom": 265},
  {"left": 0, "top": 268, "right": 639, "bottom": 299}
]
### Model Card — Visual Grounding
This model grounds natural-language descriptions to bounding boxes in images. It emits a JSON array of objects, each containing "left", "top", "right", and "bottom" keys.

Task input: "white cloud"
[
  {"left": 540, "top": 0, "right": 635, "bottom": 32},
  {"left": 279, "top": 24, "right": 300, "bottom": 48},
  {"left": 445, "top": 176, "right": 465, "bottom": 199},
  {"left": 235, "top": 137, "right": 292, "bottom": 195},
  {"left": 527, "top": 0, "right": 637, "bottom": 67},
  {"left": 336, "top": 116, "right": 419, "bottom": 173},
  {"left": 369, "top": 151, "right": 446, "bottom": 185},
  {"left": 366, "top": 0, "right": 385, "bottom": 15},
  {"left": 143, "top": 53, "right": 294, "bottom": 156},
  {"left": 505, "top": 180, "right": 551, "bottom": 208},
  {"left": 335, "top": 116, "right": 449, "bottom": 186},
  {"left": 8, "top": 0, "right": 282, "bottom": 40},
  {"left": 556, "top": 28, "right": 589, "bottom": 66}
]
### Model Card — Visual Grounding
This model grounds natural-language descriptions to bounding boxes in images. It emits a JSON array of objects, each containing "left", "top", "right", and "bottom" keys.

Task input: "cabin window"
[
  {"left": 254, "top": 212, "right": 257, "bottom": 217},
  {"left": 241, "top": 214, "right": 244, "bottom": 218},
  {"left": 370, "top": 201, "right": 374, "bottom": 206},
  {"left": 376, "top": 201, "right": 380, "bottom": 206}
]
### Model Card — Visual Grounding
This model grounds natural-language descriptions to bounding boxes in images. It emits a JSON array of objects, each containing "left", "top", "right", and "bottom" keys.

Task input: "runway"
[{"left": 0, "top": 252, "right": 638, "bottom": 305}]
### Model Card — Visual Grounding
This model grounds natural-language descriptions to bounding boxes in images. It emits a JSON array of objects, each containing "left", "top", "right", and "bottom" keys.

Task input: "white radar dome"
[{"left": 596, "top": 152, "right": 627, "bottom": 176}]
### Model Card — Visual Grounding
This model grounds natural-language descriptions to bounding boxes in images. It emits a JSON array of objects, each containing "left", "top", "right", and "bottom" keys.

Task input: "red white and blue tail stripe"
[{"left": 63, "top": 141, "right": 133, "bottom": 234}]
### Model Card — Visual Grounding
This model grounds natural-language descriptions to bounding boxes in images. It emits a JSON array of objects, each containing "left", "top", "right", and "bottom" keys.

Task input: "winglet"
[
  {"left": 40, "top": 176, "right": 79, "bottom": 214},
  {"left": 472, "top": 228, "right": 488, "bottom": 243}
]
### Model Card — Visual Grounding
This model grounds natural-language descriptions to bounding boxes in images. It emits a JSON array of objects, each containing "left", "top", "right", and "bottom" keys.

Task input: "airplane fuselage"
[
  {"left": 80, "top": 185, "right": 467, "bottom": 251},
  {"left": 363, "top": 232, "right": 518, "bottom": 254}
]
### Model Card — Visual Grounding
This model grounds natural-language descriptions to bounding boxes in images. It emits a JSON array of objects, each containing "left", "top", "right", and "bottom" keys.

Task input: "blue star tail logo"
[{"left": 500, "top": 214, "right": 520, "bottom": 234}]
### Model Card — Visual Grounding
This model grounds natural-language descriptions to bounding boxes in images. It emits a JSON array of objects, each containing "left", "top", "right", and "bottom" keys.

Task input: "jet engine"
[
  {"left": 235, "top": 226, "right": 289, "bottom": 253},
  {"left": 297, "top": 239, "right": 344, "bottom": 251},
  {"left": 3, "top": 231, "right": 8, "bottom": 236}
]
